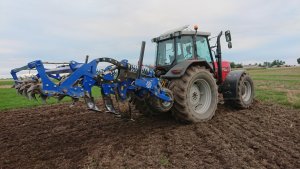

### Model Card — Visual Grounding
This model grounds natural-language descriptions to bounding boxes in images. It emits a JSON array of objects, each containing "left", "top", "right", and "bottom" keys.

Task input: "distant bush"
[{"left": 230, "top": 62, "right": 243, "bottom": 68}]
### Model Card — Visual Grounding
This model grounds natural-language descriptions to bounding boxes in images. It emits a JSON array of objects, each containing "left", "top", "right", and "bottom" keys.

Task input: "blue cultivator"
[{"left": 10, "top": 42, "right": 173, "bottom": 118}]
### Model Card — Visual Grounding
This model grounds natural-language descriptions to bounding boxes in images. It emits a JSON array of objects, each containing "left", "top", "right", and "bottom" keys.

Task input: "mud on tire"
[{"left": 169, "top": 65, "right": 218, "bottom": 123}]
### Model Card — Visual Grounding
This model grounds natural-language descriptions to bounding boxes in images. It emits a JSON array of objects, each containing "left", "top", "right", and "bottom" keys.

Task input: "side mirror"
[
  {"left": 228, "top": 41, "right": 232, "bottom": 49},
  {"left": 225, "top": 30, "right": 231, "bottom": 42}
]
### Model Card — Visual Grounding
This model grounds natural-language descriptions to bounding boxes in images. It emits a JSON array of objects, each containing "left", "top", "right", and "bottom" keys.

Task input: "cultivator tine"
[
  {"left": 40, "top": 94, "right": 48, "bottom": 104},
  {"left": 102, "top": 95, "right": 119, "bottom": 116},
  {"left": 70, "top": 98, "right": 79, "bottom": 108},
  {"left": 57, "top": 95, "right": 66, "bottom": 102},
  {"left": 84, "top": 97, "right": 100, "bottom": 112}
]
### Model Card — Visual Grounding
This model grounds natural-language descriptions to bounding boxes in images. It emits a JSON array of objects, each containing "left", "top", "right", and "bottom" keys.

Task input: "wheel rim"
[
  {"left": 189, "top": 79, "right": 212, "bottom": 115},
  {"left": 242, "top": 81, "right": 252, "bottom": 102},
  {"left": 162, "top": 92, "right": 172, "bottom": 108}
]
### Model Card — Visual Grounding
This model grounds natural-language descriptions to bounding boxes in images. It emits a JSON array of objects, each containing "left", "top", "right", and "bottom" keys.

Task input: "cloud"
[
  {"left": 0, "top": 0, "right": 300, "bottom": 78},
  {"left": 0, "top": 40, "right": 26, "bottom": 54}
]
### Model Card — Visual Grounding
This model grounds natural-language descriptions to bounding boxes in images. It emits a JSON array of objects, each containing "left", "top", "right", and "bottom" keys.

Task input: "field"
[
  {"left": 0, "top": 67, "right": 299, "bottom": 168},
  {"left": 247, "top": 67, "right": 300, "bottom": 109},
  {"left": 0, "top": 101, "right": 299, "bottom": 168},
  {"left": 1, "top": 67, "right": 300, "bottom": 110}
]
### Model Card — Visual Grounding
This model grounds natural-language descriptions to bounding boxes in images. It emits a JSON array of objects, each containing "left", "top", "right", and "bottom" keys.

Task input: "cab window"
[
  {"left": 156, "top": 39, "right": 175, "bottom": 66},
  {"left": 176, "top": 36, "right": 194, "bottom": 62},
  {"left": 196, "top": 36, "right": 212, "bottom": 62}
]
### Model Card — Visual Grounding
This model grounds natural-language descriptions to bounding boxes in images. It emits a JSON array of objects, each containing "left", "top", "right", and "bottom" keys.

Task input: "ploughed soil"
[{"left": 0, "top": 101, "right": 299, "bottom": 169}]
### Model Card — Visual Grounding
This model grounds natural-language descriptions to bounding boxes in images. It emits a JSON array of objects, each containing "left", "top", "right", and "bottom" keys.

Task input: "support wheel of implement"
[
  {"left": 169, "top": 66, "right": 218, "bottom": 123},
  {"left": 146, "top": 88, "right": 174, "bottom": 113},
  {"left": 226, "top": 73, "right": 254, "bottom": 108}
]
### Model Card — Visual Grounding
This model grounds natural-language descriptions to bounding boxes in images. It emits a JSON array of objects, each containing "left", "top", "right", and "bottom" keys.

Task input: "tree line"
[
  {"left": 230, "top": 59, "right": 292, "bottom": 68},
  {"left": 261, "top": 60, "right": 285, "bottom": 67}
]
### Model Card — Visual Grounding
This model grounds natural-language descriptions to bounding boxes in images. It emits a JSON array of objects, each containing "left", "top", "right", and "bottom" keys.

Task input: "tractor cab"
[
  {"left": 152, "top": 25, "right": 213, "bottom": 71},
  {"left": 152, "top": 25, "right": 232, "bottom": 84}
]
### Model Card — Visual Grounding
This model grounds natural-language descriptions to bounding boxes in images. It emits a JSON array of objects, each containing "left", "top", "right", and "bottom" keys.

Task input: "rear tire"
[
  {"left": 225, "top": 73, "right": 254, "bottom": 108},
  {"left": 169, "top": 66, "right": 218, "bottom": 123}
]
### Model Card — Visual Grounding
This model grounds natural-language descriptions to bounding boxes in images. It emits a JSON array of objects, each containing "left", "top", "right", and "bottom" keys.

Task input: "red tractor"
[{"left": 134, "top": 25, "right": 254, "bottom": 122}]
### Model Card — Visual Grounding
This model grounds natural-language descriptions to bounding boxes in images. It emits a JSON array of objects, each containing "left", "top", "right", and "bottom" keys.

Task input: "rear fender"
[
  {"left": 221, "top": 70, "right": 246, "bottom": 99},
  {"left": 161, "top": 60, "right": 213, "bottom": 79}
]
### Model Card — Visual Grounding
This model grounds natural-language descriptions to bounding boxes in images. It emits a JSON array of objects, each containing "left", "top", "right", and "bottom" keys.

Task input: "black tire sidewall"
[{"left": 186, "top": 70, "right": 218, "bottom": 121}]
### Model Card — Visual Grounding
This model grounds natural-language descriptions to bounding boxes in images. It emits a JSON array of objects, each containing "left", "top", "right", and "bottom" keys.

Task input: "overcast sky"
[{"left": 0, "top": 0, "right": 300, "bottom": 78}]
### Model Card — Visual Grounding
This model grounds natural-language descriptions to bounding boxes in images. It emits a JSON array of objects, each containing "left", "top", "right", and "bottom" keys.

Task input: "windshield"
[
  {"left": 156, "top": 35, "right": 212, "bottom": 66},
  {"left": 156, "top": 39, "right": 175, "bottom": 66},
  {"left": 176, "top": 36, "right": 194, "bottom": 62}
]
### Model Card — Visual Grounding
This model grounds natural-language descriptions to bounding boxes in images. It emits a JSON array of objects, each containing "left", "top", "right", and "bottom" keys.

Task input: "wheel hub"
[
  {"left": 162, "top": 100, "right": 171, "bottom": 107},
  {"left": 190, "top": 84, "right": 201, "bottom": 105},
  {"left": 189, "top": 80, "right": 211, "bottom": 115}
]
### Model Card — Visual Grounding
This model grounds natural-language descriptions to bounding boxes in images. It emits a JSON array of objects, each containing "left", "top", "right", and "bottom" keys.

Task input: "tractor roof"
[{"left": 152, "top": 25, "right": 211, "bottom": 42}]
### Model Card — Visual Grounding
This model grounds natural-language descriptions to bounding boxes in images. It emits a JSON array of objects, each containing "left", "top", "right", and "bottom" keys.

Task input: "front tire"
[{"left": 169, "top": 66, "right": 218, "bottom": 123}]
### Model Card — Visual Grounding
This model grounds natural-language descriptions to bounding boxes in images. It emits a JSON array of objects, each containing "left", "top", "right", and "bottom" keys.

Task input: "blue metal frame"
[{"left": 11, "top": 58, "right": 172, "bottom": 102}]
